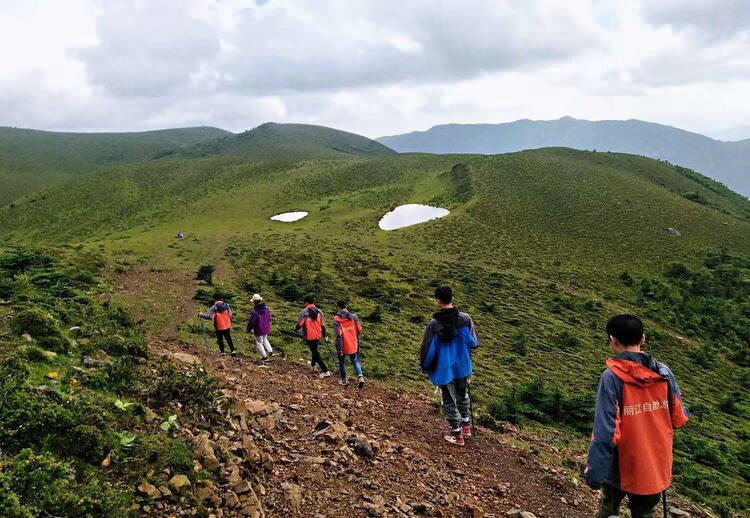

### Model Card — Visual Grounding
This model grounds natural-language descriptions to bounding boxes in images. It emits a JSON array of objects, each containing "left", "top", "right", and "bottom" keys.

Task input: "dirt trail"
[{"left": 152, "top": 337, "right": 599, "bottom": 518}]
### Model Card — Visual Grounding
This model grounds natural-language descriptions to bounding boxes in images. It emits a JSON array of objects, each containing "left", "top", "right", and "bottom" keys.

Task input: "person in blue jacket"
[{"left": 420, "top": 285, "right": 479, "bottom": 446}]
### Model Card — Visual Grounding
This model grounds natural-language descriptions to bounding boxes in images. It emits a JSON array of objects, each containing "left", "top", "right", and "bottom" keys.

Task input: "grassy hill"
[
  {"left": 0, "top": 126, "right": 231, "bottom": 205},
  {"left": 1, "top": 148, "right": 748, "bottom": 515},
  {"left": 174, "top": 122, "right": 396, "bottom": 159},
  {"left": 378, "top": 117, "right": 750, "bottom": 197}
]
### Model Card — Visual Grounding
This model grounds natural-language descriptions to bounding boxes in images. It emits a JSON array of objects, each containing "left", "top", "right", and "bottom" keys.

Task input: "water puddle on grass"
[
  {"left": 378, "top": 204, "right": 449, "bottom": 230},
  {"left": 270, "top": 211, "right": 309, "bottom": 222}
]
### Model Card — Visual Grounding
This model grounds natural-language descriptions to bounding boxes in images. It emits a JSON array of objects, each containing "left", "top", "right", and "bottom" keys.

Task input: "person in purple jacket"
[{"left": 246, "top": 293, "right": 273, "bottom": 362}]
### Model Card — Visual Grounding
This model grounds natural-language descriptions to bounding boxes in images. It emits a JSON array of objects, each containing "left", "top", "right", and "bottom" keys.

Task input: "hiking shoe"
[
  {"left": 444, "top": 431, "right": 465, "bottom": 447},
  {"left": 307, "top": 360, "right": 315, "bottom": 370},
  {"left": 267, "top": 351, "right": 274, "bottom": 358},
  {"left": 230, "top": 351, "right": 237, "bottom": 357},
  {"left": 339, "top": 378, "right": 350, "bottom": 386},
  {"left": 461, "top": 422, "right": 473, "bottom": 438},
  {"left": 219, "top": 352, "right": 226, "bottom": 357},
  {"left": 319, "top": 371, "right": 332, "bottom": 379},
  {"left": 357, "top": 376, "right": 365, "bottom": 390}
]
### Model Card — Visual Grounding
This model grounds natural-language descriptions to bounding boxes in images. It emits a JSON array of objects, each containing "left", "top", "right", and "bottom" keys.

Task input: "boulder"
[
  {"left": 168, "top": 474, "right": 191, "bottom": 492},
  {"left": 172, "top": 352, "right": 202, "bottom": 366},
  {"left": 137, "top": 482, "right": 161, "bottom": 499}
]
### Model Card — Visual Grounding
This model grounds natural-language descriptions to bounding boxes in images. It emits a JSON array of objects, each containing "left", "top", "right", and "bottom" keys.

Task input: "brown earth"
[{"left": 149, "top": 337, "right": 600, "bottom": 518}]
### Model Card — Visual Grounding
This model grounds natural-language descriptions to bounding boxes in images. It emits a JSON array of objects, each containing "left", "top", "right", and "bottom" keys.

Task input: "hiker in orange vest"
[
  {"left": 333, "top": 300, "right": 364, "bottom": 389},
  {"left": 585, "top": 314, "right": 688, "bottom": 518},
  {"left": 199, "top": 294, "right": 236, "bottom": 357},
  {"left": 295, "top": 294, "right": 332, "bottom": 378}
]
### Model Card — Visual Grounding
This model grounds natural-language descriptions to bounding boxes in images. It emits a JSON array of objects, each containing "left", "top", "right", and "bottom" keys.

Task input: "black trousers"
[
  {"left": 307, "top": 340, "right": 328, "bottom": 372},
  {"left": 216, "top": 329, "right": 234, "bottom": 353}
]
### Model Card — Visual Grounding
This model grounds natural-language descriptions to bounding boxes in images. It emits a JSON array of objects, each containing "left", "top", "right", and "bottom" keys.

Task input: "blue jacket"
[{"left": 419, "top": 308, "right": 479, "bottom": 386}]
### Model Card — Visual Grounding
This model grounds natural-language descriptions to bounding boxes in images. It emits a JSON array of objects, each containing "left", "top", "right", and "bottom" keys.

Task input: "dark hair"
[
  {"left": 434, "top": 285, "right": 453, "bottom": 305},
  {"left": 304, "top": 294, "right": 315, "bottom": 304},
  {"left": 336, "top": 300, "right": 347, "bottom": 309},
  {"left": 212, "top": 293, "right": 221, "bottom": 301},
  {"left": 606, "top": 314, "right": 644, "bottom": 346}
]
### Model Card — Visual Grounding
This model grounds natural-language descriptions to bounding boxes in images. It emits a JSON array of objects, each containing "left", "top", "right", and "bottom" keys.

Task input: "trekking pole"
[
  {"left": 199, "top": 317, "right": 209, "bottom": 350},
  {"left": 662, "top": 490, "right": 667, "bottom": 518}
]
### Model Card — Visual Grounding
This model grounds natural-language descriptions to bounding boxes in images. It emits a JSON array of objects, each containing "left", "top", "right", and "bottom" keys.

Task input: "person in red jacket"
[
  {"left": 295, "top": 294, "right": 331, "bottom": 378},
  {"left": 199, "top": 294, "right": 235, "bottom": 357},
  {"left": 585, "top": 314, "right": 688, "bottom": 518}
]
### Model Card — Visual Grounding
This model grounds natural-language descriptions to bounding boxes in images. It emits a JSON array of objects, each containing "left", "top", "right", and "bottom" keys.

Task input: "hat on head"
[{"left": 252, "top": 293, "right": 263, "bottom": 303}]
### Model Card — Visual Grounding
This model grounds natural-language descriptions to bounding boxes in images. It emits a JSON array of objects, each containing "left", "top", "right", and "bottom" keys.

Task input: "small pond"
[
  {"left": 270, "top": 211, "right": 309, "bottom": 222},
  {"left": 378, "top": 204, "right": 449, "bottom": 230}
]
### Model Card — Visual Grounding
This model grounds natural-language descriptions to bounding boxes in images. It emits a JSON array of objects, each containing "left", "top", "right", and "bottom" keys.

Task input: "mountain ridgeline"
[
  {"left": 0, "top": 126, "right": 231, "bottom": 205},
  {"left": 378, "top": 117, "right": 750, "bottom": 197},
  {"left": 171, "top": 122, "right": 397, "bottom": 160}
]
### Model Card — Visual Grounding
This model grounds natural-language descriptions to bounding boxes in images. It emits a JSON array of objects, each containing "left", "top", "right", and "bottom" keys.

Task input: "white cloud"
[{"left": 0, "top": 0, "right": 749, "bottom": 136}]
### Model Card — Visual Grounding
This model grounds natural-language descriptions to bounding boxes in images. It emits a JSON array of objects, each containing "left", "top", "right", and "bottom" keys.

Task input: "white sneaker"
[
  {"left": 319, "top": 371, "right": 331, "bottom": 379},
  {"left": 307, "top": 360, "right": 314, "bottom": 370}
]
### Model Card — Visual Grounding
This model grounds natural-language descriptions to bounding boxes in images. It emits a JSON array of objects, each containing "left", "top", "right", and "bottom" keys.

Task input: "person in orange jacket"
[
  {"left": 199, "top": 294, "right": 235, "bottom": 357},
  {"left": 333, "top": 300, "right": 364, "bottom": 389},
  {"left": 585, "top": 314, "right": 688, "bottom": 518},
  {"left": 295, "top": 294, "right": 332, "bottom": 378}
]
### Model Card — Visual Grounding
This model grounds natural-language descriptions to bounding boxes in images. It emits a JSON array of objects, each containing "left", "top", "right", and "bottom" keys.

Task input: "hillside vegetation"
[
  {"left": 378, "top": 117, "right": 750, "bottom": 196},
  {"left": 1, "top": 148, "right": 749, "bottom": 515},
  {"left": 173, "top": 122, "right": 396, "bottom": 160},
  {"left": 0, "top": 126, "right": 230, "bottom": 205}
]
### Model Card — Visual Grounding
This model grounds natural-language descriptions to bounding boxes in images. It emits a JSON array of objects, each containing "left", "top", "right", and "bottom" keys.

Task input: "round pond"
[{"left": 378, "top": 204, "right": 449, "bottom": 230}]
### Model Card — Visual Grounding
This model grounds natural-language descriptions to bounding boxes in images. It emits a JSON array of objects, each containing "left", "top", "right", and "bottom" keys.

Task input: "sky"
[{"left": 0, "top": 0, "right": 748, "bottom": 139}]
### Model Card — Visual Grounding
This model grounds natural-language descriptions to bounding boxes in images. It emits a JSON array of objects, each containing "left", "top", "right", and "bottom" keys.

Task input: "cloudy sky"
[{"left": 1, "top": 0, "right": 748, "bottom": 138}]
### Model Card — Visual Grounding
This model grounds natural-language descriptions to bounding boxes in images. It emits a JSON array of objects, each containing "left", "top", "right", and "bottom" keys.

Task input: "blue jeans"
[{"left": 338, "top": 353, "right": 363, "bottom": 380}]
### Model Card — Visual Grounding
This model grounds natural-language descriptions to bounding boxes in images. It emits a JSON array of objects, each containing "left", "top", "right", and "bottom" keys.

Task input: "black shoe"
[
  {"left": 357, "top": 376, "right": 365, "bottom": 390},
  {"left": 230, "top": 351, "right": 237, "bottom": 357}
]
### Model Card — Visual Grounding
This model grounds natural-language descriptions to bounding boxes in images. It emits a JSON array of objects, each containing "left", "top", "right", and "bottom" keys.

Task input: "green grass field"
[
  {"left": 1, "top": 143, "right": 749, "bottom": 515},
  {"left": 0, "top": 126, "right": 230, "bottom": 205}
]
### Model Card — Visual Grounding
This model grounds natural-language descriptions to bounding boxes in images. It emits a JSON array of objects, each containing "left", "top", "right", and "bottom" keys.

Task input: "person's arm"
[
  {"left": 246, "top": 310, "right": 257, "bottom": 333},
  {"left": 585, "top": 371, "right": 620, "bottom": 490},
  {"left": 333, "top": 319, "right": 342, "bottom": 354},
  {"left": 199, "top": 304, "right": 217, "bottom": 320},
  {"left": 467, "top": 315, "right": 479, "bottom": 349},
  {"left": 354, "top": 314, "right": 363, "bottom": 335},
  {"left": 665, "top": 366, "right": 689, "bottom": 428},
  {"left": 294, "top": 309, "right": 305, "bottom": 331},
  {"left": 420, "top": 321, "right": 436, "bottom": 371}
]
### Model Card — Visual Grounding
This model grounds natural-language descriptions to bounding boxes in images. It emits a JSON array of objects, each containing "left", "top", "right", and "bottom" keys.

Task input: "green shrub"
[
  {"left": 36, "top": 335, "right": 70, "bottom": 354},
  {"left": 195, "top": 264, "right": 215, "bottom": 285},
  {"left": 168, "top": 438, "right": 194, "bottom": 475},
  {"left": 0, "top": 449, "right": 132, "bottom": 518},
  {"left": 10, "top": 308, "right": 58, "bottom": 338},
  {"left": 147, "top": 363, "right": 224, "bottom": 425}
]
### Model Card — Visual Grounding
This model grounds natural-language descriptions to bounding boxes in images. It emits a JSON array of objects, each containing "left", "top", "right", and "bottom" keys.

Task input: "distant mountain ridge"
[
  {"left": 175, "top": 122, "right": 396, "bottom": 159},
  {"left": 378, "top": 117, "right": 750, "bottom": 196},
  {"left": 0, "top": 125, "right": 231, "bottom": 205}
]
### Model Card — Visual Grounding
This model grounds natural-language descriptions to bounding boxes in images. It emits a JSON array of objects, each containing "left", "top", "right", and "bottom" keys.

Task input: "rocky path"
[{"left": 151, "top": 338, "right": 599, "bottom": 518}]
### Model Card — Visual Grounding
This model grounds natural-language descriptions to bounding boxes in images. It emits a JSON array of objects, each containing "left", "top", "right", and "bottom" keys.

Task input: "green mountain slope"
[
  {"left": 378, "top": 117, "right": 750, "bottom": 197},
  {"left": 1, "top": 148, "right": 748, "bottom": 514},
  {"left": 175, "top": 122, "right": 396, "bottom": 159},
  {"left": 0, "top": 126, "right": 231, "bottom": 205}
]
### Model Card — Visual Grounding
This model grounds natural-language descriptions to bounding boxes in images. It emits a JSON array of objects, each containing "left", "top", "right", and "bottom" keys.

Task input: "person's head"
[
  {"left": 434, "top": 285, "right": 453, "bottom": 308},
  {"left": 337, "top": 300, "right": 347, "bottom": 311},
  {"left": 304, "top": 294, "right": 315, "bottom": 305},
  {"left": 212, "top": 293, "right": 221, "bottom": 302},
  {"left": 606, "top": 314, "right": 645, "bottom": 353},
  {"left": 252, "top": 293, "right": 263, "bottom": 305}
]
